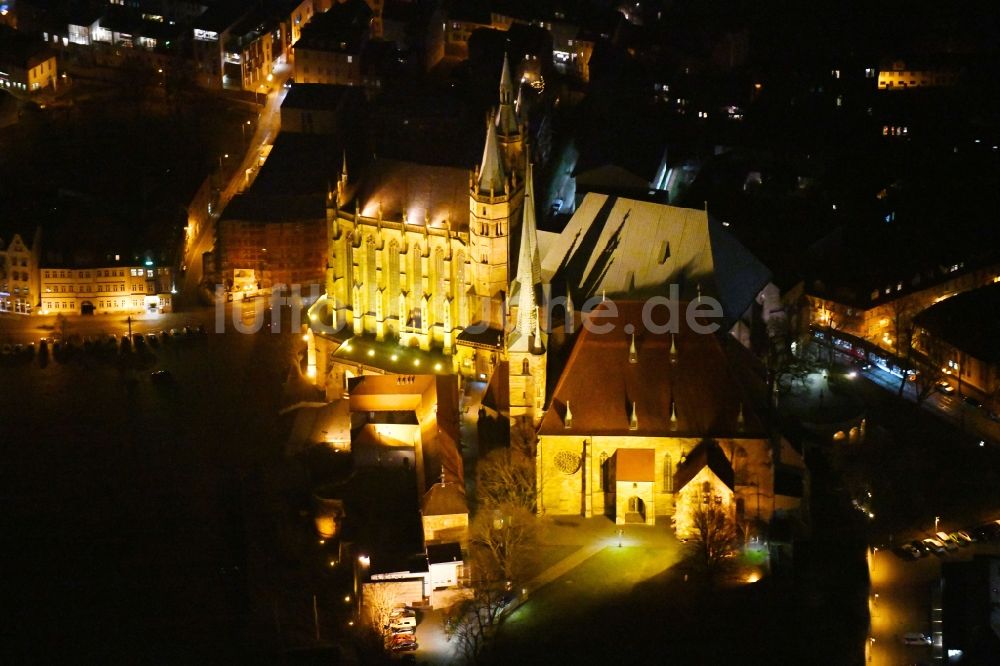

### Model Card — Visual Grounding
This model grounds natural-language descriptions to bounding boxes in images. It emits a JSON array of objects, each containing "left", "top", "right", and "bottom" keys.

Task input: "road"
[
  {"left": 180, "top": 65, "right": 290, "bottom": 306},
  {"left": 816, "top": 342, "right": 1000, "bottom": 447}
]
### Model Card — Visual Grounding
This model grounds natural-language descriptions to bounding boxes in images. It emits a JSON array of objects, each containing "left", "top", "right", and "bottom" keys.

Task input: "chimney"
[
  {"left": 629, "top": 400, "right": 638, "bottom": 430},
  {"left": 564, "top": 400, "right": 573, "bottom": 429},
  {"left": 629, "top": 332, "right": 638, "bottom": 363}
]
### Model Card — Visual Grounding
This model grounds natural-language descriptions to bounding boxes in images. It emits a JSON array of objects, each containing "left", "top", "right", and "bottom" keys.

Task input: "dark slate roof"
[
  {"left": 294, "top": 0, "right": 371, "bottom": 53},
  {"left": 427, "top": 542, "right": 463, "bottom": 565},
  {"left": 281, "top": 83, "right": 354, "bottom": 110},
  {"left": 221, "top": 193, "right": 326, "bottom": 222},
  {"left": 456, "top": 324, "right": 504, "bottom": 348},
  {"left": 913, "top": 282, "right": 1000, "bottom": 365},
  {"left": 673, "top": 439, "right": 735, "bottom": 492}
]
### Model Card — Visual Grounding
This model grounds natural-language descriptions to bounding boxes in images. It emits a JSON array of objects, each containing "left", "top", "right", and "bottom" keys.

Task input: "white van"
[{"left": 390, "top": 615, "right": 417, "bottom": 629}]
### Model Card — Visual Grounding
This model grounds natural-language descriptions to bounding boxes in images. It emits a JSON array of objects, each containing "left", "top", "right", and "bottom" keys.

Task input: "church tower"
[
  {"left": 495, "top": 53, "right": 524, "bottom": 173},
  {"left": 469, "top": 53, "right": 526, "bottom": 327},
  {"left": 469, "top": 117, "right": 514, "bottom": 326},
  {"left": 508, "top": 161, "right": 546, "bottom": 428}
]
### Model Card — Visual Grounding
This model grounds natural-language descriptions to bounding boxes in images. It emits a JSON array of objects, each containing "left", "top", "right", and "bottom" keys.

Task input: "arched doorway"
[
  {"left": 81, "top": 301, "right": 95, "bottom": 315},
  {"left": 624, "top": 496, "right": 645, "bottom": 523}
]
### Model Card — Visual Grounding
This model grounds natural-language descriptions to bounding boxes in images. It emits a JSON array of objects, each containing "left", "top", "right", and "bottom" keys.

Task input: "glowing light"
[
  {"left": 358, "top": 555, "right": 370, "bottom": 566},
  {"left": 318, "top": 539, "right": 325, "bottom": 545},
  {"left": 413, "top": 359, "right": 420, "bottom": 367},
  {"left": 309, "top": 313, "right": 317, "bottom": 321},
  {"left": 344, "top": 595, "right": 351, "bottom": 603},
  {"left": 434, "top": 363, "right": 442, "bottom": 371},
  {"left": 302, "top": 334, "right": 309, "bottom": 341},
  {"left": 367, "top": 349, "right": 375, "bottom": 357},
  {"left": 390, "top": 354, "right": 398, "bottom": 361},
  {"left": 847, "top": 371, "right": 857, "bottom": 379},
  {"left": 745, "top": 572, "right": 761, "bottom": 583}
]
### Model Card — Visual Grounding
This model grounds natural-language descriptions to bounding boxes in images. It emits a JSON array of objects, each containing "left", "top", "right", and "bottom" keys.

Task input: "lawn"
[{"left": 498, "top": 546, "right": 681, "bottom": 646}]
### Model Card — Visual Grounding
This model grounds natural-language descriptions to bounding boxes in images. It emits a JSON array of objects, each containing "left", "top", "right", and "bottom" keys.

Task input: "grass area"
[
  {"left": 499, "top": 545, "right": 680, "bottom": 640},
  {"left": 519, "top": 544, "right": 579, "bottom": 580},
  {"left": 493, "top": 542, "right": 864, "bottom": 665}
]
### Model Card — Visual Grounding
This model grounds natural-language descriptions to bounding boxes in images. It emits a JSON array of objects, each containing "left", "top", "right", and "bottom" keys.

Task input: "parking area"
[{"left": 870, "top": 518, "right": 1000, "bottom": 665}]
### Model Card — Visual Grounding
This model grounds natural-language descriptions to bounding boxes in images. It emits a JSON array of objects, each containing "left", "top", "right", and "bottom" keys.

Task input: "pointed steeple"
[
  {"left": 629, "top": 401, "right": 638, "bottom": 430},
  {"left": 496, "top": 53, "right": 519, "bottom": 136},
  {"left": 341, "top": 150, "right": 348, "bottom": 182},
  {"left": 670, "top": 333, "right": 678, "bottom": 364},
  {"left": 564, "top": 400, "right": 573, "bottom": 429},
  {"left": 511, "top": 161, "right": 542, "bottom": 352},
  {"left": 629, "top": 332, "right": 638, "bottom": 363},
  {"left": 737, "top": 401, "right": 745, "bottom": 431},
  {"left": 477, "top": 114, "right": 506, "bottom": 195},
  {"left": 670, "top": 399, "right": 678, "bottom": 430}
]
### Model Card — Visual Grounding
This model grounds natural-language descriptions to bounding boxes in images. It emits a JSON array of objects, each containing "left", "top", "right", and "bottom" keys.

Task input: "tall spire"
[
  {"left": 496, "top": 53, "right": 519, "bottom": 136},
  {"left": 512, "top": 161, "right": 542, "bottom": 350},
  {"left": 499, "top": 52, "right": 514, "bottom": 105},
  {"left": 476, "top": 114, "right": 505, "bottom": 194}
]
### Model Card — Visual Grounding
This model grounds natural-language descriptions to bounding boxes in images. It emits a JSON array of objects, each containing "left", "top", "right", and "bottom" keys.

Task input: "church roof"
[
  {"left": 541, "top": 193, "right": 772, "bottom": 328},
  {"left": 510, "top": 162, "right": 542, "bottom": 352},
  {"left": 352, "top": 158, "right": 471, "bottom": 230},
  {"left": 477, "top": 119, "right": 506, "bottom": 195},
  {"left": 673, "top": 439, "right": 735, "bottom": 492},
  {"left": 538, "top": 301, "right": 768, "bottom": 438},
  {"left": 496, "top": 53, "right": 519, "bottom": 136},
  {"left": 615, "top": 449, "right": 655, "bottom": 482}
]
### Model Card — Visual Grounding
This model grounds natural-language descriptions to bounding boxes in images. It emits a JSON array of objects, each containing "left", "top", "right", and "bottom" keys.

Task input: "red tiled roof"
[
  {"left": 615, "top": 448, "right": 655, "bottom": 482},
  {"left": 538, "top": 301, "right": 767, "bottom": 437}
]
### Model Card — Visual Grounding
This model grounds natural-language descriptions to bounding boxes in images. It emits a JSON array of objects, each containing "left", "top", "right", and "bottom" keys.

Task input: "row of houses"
[{"left": 0, "top": 230, "right": 174, "bottom": 316}]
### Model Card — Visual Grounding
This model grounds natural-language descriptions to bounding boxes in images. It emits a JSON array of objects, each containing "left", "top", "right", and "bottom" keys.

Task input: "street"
[{"left": 180, "top": 64, "right": 291, "bottom": 306}]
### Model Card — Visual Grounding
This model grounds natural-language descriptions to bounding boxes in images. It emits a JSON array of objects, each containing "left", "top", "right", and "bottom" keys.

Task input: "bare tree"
[
  {"left": 469, "top": 505, "right": 536, "bottom": 583},
  {"left": 362, "top": 581, "right": 406, "bottom": 647},
  {"left": 447, "top": 547, "right": 515, "bottom": 663},
  {"left": 476, "top": 447, "right": 536, "bottom": 514},
  {"left": 910, "top": 328, "right": 948, "bottom": 404},
  {"left": 688, "top": 501, "right": 739, "bottom": 583}
]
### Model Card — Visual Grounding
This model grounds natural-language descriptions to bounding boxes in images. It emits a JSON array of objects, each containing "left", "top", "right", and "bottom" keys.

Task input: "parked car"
[
  {"left": 901, "top": 632, "right": 932, "bottom": 646},
  {"left": 390, "top": 625, "right": 415, "bottom": 636},
  {"left": 390, "top": 615, "right": 417, "bottom": 629},
  {"left": 962, "top": 395, "right": 983, "bottom": 409},
  {"left": 934, "top": 532, "right": 960, "bottom": 551},
  {"left": 951, "top": 531, "right": 975, "bottom": 546},
  {"left": 899, "top": 543, "right": 923, "bottom": 559},
  {"left": 935, "top": 380, "right": 954, "bottom": 394},
  {"left": 390, "top": 638, "right": 418, "bottom": 652},
  {"left": 921, "top": 538, "right": 948, "bottom": 555},
  {"left": 150, "top": 370, "right": 176, "bottom": 386}
]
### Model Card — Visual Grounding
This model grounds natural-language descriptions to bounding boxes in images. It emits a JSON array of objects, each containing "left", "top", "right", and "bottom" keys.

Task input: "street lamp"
[
  {"left": 241, "top": 119, "right": 251, "bottom": 148},
  {"left": 935, "top": 515, "right": 940, "bottom": 532}
]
